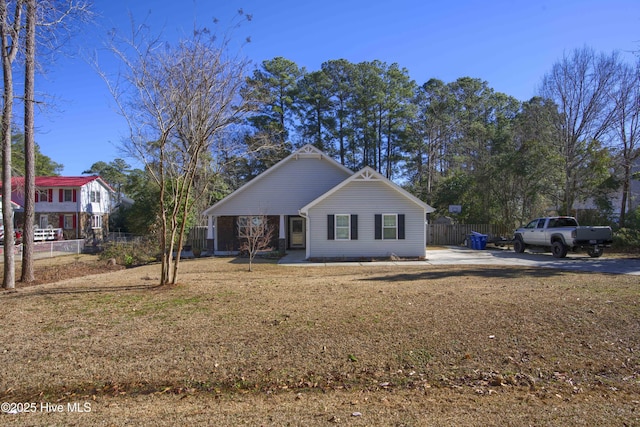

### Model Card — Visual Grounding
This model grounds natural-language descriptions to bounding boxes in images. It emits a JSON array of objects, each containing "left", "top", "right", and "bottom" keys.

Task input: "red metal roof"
[{"left": 3, "top": 176, "right": 112, "bottom": 190}]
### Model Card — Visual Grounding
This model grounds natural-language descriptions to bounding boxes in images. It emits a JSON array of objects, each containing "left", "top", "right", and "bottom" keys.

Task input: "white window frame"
[
  {"left": 335, "top": 214, "right": 350, "bottom": 241},
  {"left": 39, "top": 215, "right": 48, "bottom": 229},
  {"left": 63, "top": 214, "right": 74, "bottom": 230},
  {"left": 90, "top": 191, "right": 101, "bottom": 203},
  {"left": 37, "top": 189, "right": 49, "bottom": 202},
  {"left": 382, "top": 213, "right": 398, "bottom": 240},
  {"left": 63, "top": 189, "right": 73, "bottom": 202},
  {"left": 91, "top": 214, "right": 102, "bottom": 229}
]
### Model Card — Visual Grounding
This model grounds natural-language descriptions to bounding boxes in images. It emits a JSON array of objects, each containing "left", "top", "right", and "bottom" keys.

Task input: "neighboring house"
[
  {"left": 0, "top": 196, "right": 20, "bottom": 222},
  {"left": 203, "top": 144, "right": 435, "bottom": 260},
  {"left": 3, "top": 176, "right": 114, "bottom": 242},
  {"left": 0, "top": 196, "right": 21, "bottom": 242}
]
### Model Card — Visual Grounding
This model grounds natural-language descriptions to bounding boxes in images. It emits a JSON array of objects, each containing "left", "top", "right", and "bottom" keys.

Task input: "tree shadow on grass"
[
  {"left": 362, "top": 267, "right": 569, "bottom": 282},
  {"left": 1, "top": 282, "right": 165, "bottom": 299}
]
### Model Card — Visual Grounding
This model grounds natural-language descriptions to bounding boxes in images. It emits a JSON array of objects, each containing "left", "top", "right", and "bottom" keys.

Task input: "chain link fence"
[{"left": 7, "top": 239, "right": 86, "bottom": 261}]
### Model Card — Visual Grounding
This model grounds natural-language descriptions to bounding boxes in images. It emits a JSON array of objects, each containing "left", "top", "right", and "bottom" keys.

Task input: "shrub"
[
  {"left": 100, "top": 238, "right": 159, "bottom": 266},
  {"left": 612, "top": 228, "right": 640, "bottom": 253}
]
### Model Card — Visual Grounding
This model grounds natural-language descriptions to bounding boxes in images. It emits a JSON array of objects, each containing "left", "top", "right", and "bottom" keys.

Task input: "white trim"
[
  {"left": 91, "top": 214, "right": 103, "bottom": 229},
  {"left": 382, "top": 213, "right": 398, "bottom": 240},
  {"left": 203, "top": 144, "right": 353, "bottom": 216},
  {"left": 207, "top": 215, "right": 214, "bottom": 239},
  {"left": 279, "top": 215, "right": 286, "bottom": 239},
  {"left": 334, "top": 214, "right": 351, "bottom": 241}
]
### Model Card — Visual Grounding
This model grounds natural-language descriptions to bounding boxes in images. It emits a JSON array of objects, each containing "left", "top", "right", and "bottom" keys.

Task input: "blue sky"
[{"left": 33, "top": 0, "right": 639, "bottom": 176}]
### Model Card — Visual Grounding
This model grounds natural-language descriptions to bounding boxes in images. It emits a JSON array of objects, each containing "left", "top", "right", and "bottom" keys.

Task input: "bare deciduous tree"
[
  {"left": 237, "top": 215, "right": 275, "bottom": 272},
  {"left": 609, "top": 60, "right": 640, "bottom": 227},
  {"left": 540, "top": 47, "right": 620, "bottom": 214},
  {"left": 100, "top": 15, "right": 256, "bottom": 285}
]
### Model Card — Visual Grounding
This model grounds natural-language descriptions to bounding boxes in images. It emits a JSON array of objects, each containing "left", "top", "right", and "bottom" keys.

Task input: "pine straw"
[{"left": 0, "top": 257, "right": 638, "bottom": 426}]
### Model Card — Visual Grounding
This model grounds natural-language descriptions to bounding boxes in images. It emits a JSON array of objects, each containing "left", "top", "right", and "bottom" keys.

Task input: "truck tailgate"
[{"left": 574, "top": 226, "right": 613, "bottom": 244}]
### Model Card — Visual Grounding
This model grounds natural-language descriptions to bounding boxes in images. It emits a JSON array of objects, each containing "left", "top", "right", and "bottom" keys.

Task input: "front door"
[{"left": 289, "top": 217, "right": 305, "bottom": 249}]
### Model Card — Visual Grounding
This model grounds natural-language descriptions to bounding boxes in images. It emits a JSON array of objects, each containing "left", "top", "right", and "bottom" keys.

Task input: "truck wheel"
[
  {"left": 513, "top": 237, "right": 525, "bottom": 253},
  {"left": 587, "top": 246, "right": 604, "bottom": 258},
  {"left": 552, "top": 241, "right": 568, "bottom": 258}
]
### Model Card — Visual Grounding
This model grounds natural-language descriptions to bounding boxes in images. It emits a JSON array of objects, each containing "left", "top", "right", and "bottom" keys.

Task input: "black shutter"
[
  {"left": 398, "top": 214, "right": 405, "bottom": 239},
  {"left": 327, "top": 215, "right": 334, "bottom": 240},
  {"left": 351, "top": 214, "right": 358, "bottom": 240},
  {"left": 375, "top": 214, "right": 382, "bottom": 240}
]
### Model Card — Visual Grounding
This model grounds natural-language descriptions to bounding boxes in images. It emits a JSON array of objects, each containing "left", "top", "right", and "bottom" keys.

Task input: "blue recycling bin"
[
  {"left": 469, "top": 234, "right": 477, "bottom": 249},
  {"left": 471, "top": 231, "right": 488, "bottom": 250},
  {"left": 478, "top": 234, "right": 487, "bottom": 250}
]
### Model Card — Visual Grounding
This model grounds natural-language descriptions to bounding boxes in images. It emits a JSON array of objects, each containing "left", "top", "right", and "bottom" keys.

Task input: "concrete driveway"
[
  {"left": 279, "top": 247, "right": 640, "bottom": 275},
  {"left": 424, "top": 246, "right": 640, "bottom": 275}
]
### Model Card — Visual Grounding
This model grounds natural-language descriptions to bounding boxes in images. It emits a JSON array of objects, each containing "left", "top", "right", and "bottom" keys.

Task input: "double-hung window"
[
  {"left": 36, "top": 189, "right": 50, "bottom": 202},
  {"left": 91, "top": 215, "right": 102, "bottom": 229},
  {"left": 90, "top": 191, "right": 101, "bottom": 203},
  {"left": 335, "top": 214, "right": 350, "bottom": 240},
  {"left": 375, "top": 214, "right": 405, "bottom": 240},
  {"left": 383, "top": 214, "right": 398, "bottom": 240},
  {"left": 327, "top": 214, "right": 358, "bottom": 240},
  {"left": 63, "top": 214, "right": 74, "bottom": 229}
]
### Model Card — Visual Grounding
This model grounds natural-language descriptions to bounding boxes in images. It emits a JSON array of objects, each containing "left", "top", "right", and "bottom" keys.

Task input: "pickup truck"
[{"left": 513, "top": 216, "right": 613, "bottom": 258}]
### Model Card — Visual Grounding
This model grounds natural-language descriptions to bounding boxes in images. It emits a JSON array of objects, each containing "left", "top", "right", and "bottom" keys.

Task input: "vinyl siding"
[
  {"left": 307, "top": 180, "right": 426, "bottom": 258},
  {"left": 31, "top": 181, "right": 111, "bottom": 214},
  {"left": 208, "top": 156, "right": 352, "bottom": 216}
]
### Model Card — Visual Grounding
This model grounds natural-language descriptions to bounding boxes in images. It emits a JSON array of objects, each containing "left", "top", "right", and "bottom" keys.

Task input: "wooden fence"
[
  {"left": 186, "top": 226, "right": 208, "bottom": 251},
  {"left": 427, "top": 224, "right": 514, "bottom": 246}
]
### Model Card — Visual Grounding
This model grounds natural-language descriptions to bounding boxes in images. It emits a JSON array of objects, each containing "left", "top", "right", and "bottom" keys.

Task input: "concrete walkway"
[{"left": 278, "top": 247, "right": 640, "bottom": 275}]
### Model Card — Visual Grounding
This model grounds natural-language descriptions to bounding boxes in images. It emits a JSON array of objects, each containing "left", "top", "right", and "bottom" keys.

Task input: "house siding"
[
  {"left": 80, "top": 180, "right": 112, "bottom": 214},
  {"left": 207, "top": 155, "right": 352, "bottom": 216},
  {"left": 12, "top": 178, "right": 112, "bottom": 242},
  {"left": 307, "top": 180, "right": 426, "bottom": 258}
]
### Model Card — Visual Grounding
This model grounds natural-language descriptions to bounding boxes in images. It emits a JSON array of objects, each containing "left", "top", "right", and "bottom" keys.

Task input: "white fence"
[{"left": 34, "top": 227, "right": 64, "bottom": 241}]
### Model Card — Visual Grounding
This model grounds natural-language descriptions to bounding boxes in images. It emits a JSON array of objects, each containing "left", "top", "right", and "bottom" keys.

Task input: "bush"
[
  {"left": 99, "top": 238, "right": 159, "bottom": 266},
  {"left": 612, "top": 228, "right": 640, "bottom": 253}
]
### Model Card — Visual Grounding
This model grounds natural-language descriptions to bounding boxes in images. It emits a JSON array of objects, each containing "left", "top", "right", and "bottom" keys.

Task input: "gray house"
[{"left": 202, "top": 144, "right": 435, "bottom": 259}]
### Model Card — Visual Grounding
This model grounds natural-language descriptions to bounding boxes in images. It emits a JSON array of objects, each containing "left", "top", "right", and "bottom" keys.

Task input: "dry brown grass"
[{"left": 0, "top": 256, "right": 639, "bottom": 426}]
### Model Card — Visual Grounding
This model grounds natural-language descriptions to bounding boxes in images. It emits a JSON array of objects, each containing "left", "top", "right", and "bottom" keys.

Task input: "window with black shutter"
[
  {"left": 375, "top": 213, "right": 405, "bottom": 240},
  {"left": 328, "top": 214, "right": 358, "bottom": 240}
]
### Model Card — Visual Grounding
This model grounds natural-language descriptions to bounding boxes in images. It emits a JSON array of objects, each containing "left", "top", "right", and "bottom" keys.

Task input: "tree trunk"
[
  {"left": 0, "top": 0, "right": 22, "bottom": 290},
  {"left": 21, "top": 0, "right": 36, "bottom": 283},
  {"left": 619, "top": 162, "right": 630, "bottom": 228}
]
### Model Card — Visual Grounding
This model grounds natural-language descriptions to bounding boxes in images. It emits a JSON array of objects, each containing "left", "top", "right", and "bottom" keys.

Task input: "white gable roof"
[
  {"left": 203, "top": 144, "right": 353, "bottom": 216},
  {"left": 300, "top": 166, "right": 435, "bottom": 214}
]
